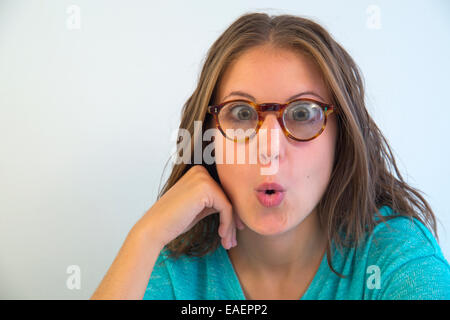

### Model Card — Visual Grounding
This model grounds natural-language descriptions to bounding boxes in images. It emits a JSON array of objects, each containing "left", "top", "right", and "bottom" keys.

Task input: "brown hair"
[{"left": 157, "top": 12, "right": 438, "bottom": 278}]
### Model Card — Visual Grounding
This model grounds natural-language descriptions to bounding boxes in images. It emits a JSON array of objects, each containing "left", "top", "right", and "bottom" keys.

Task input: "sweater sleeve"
[
  {"left": 142, "top": 248, "right": 176, "bottom": 300},
  {"left": 379, "top": 254, "right": 450, "bottom": 300}
]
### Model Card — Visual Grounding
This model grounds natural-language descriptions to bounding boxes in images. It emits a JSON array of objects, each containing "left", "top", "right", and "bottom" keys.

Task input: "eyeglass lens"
[{"left": 217, "top": 100, "right": 325, "bottom": 140}]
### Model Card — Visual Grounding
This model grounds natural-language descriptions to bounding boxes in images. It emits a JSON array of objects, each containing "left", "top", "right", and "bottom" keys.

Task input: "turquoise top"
[{"left": 143, "top": 206, "right": 450, "bottom": 299}]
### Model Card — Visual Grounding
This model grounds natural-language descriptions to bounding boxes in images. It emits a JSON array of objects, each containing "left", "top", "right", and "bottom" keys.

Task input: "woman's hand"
[{"left": 135, "top": 165, "right": 245, "bottom": 250}]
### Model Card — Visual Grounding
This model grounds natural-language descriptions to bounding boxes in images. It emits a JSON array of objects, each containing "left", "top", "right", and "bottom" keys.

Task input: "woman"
[{"left": 91, "top": 12, "right": 450, "bottom": 300}]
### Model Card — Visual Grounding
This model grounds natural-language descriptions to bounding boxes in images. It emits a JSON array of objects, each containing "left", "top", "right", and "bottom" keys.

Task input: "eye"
[
  {"left": 228, "top": 103, "right": 257, "bottom": 121},
  {"left": 286, "top": 102, "right": 321, "bottom": 122}
]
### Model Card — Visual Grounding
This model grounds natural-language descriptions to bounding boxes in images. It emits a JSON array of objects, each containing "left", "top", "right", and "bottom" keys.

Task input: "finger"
[
  {"left": 197, "top": 209, "right": 230, "bottom": 249},
  {"left": 225, "top": 217, "right": 234, "bottom": 249},
  {"left": 233, "top": 210, "right": 245, "bottom": 230},
  {"left": 232, "top": 221, "right": 237, "bottom": 247},
  {"left": 229, "top": 218, "right": 236, "bottom": 248},
  {"left": 190, "top": 207, "right": 217, "bottom": 230},
  {"left": 198, "top": 207, "right": 218, "bottom": 221},
  {"left": 228, "top": 207, "right": 238, "bottom": 248},
  {"left": 209, "top": 190, "right": 233, "bottom": 247}
]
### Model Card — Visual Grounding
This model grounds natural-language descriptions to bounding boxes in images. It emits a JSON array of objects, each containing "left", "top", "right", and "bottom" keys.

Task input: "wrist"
[{"left": 129, "top": 218, "right": 166, "bottom": 251}]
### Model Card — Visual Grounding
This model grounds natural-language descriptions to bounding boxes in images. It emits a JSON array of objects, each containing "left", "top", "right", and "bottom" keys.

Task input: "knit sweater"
[{"left": 143, "top": 205, "right": 450, "bottom": 299}]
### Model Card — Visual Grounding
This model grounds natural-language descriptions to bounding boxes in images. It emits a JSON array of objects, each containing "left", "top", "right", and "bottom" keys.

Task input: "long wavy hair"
[{"left": 156, "top": 12, "right": 438, "bottom": 278}]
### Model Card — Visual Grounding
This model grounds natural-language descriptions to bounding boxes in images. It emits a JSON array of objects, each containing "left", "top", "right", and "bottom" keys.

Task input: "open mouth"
[
  {"left": 255, "top": 182, "right": 285, "bottom": 193},
  {"left": 255, "top": 188, "right": 285, "bottom": 207}
]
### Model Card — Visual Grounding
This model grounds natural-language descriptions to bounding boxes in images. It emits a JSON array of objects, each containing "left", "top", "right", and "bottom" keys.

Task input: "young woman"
[{"left": 91, "top": 12, "right": 450, "bottom": 300}]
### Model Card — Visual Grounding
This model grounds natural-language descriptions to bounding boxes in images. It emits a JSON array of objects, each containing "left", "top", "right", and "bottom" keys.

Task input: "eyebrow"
[{"left": 222, "top": 90, "right": 325, "bottom": 103}]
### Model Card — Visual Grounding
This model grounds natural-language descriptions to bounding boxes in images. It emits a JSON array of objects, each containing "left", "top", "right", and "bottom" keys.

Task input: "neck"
[{"left": 228, "top": 208, "right": 327, "bottom": 279}]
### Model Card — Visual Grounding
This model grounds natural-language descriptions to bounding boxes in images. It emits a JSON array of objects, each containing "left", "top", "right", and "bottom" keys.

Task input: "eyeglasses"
[{"left": 207, "top": 98, "right": 336, "bottom": 142}]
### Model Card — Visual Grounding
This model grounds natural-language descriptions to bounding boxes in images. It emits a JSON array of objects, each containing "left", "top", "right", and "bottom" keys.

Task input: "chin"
[
  {"left": 242, "top": 208, "right": 311, "bottom": 237},
  {"left": 243, "top": 210, "right": 291, "bottom": 236}
]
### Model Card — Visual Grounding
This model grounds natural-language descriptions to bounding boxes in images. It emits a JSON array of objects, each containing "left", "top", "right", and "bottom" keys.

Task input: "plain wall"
[{"left": 0, "top": 0, "right": 449, "bottom": 299}]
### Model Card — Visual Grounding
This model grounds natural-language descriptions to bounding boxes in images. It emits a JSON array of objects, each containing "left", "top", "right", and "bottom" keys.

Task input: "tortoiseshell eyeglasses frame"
[{"left": 207, "top": 97, "right": 336, "bottom": 142}]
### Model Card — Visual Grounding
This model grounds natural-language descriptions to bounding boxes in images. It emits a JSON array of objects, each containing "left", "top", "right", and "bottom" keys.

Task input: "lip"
[
  {"left": 255, "top": 182, "right": 286, "bottom": 192},
  {"left": 254, "top": 182, "right": 286, "bottom": 208}
]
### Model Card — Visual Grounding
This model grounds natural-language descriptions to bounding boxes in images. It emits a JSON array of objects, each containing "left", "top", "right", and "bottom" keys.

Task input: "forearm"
[{"left": 90, "top": 224, "right": 164, "bottom": 300}]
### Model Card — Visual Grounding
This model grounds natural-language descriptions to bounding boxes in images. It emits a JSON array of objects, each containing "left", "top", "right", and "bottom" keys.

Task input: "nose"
[{"left": 257, "top": 113, "right": 285, "bottom": 165}]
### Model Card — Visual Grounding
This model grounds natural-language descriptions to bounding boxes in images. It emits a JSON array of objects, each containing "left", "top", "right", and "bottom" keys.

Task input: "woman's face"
[{"left": 213, "top": 45, "right": 337, "bottom": 236}]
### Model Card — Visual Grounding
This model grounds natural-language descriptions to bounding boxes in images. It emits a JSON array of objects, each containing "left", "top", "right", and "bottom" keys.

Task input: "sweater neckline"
[{"left": 218, "top": 244, "right": 328, "bottom": 300}]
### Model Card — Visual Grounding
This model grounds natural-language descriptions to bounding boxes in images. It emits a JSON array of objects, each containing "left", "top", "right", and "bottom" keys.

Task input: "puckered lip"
[{"left": 255, "top": 182, "right": 286, "bottom": 192}]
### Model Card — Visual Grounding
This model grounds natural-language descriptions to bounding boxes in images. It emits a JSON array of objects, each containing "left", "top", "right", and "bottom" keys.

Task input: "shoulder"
[
  {"left": 368, "top": 206, "right": 446, "bottom": 265},
  {"left": 143, "top": 247, "right": 175, "bottom": 299},
  {"left": 154, "top": 246, "right": 214, "bottom": 280},
  {"left": 143, "top": 245, "right": 227, "bottom": 300},
  {"left": 362, "top": 205, "right": 450, "bottom": 299}
]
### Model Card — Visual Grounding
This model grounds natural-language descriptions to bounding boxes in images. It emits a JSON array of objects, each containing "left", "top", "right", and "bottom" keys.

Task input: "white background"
[{"left": 0, "top": 0, "right": 449, "bottom": 299}]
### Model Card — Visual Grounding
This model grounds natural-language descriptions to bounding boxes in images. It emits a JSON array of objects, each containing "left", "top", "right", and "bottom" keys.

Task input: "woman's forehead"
[{"left": 216, "top": 46, "right": 330, "bottom": 104}]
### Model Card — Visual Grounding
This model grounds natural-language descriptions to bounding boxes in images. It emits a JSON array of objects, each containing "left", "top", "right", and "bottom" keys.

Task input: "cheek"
[
  {"left": 287, "top": 121, "right": 337, "bottom": 202},
  {"left": 289, "top": 146, "right": 333, "bottom": 190},
  {"left": 214, "top": 133, "right": 253, "bottom": 200},
  {"left": 216, "top": 162, "right": 256, "bottom": 216}
]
